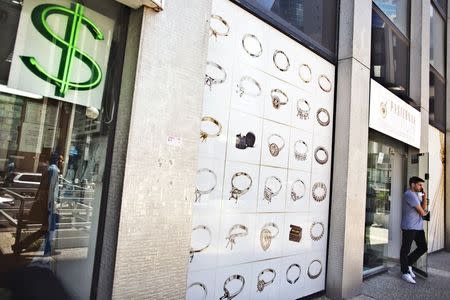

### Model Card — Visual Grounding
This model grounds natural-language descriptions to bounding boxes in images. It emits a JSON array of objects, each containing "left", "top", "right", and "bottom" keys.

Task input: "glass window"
[
  {"left": 0, "top": 0, "right": 128, "bottom": 299},
  {"left": 373, "top": 0, "right": 410, "bottom": 37},
  {"left": 429, "top": 69, "right": 446, "bottom": 131},
  {"left": 239, "top": 0, "right": 338, "bottom": 59},
  {"left": 430, "top": 5, "right": 446, "bottom": 76},
  {"left": 433, "top": 0, "right": 447, "bottom": 15},
  {"left": 371, "top": 9, "right": 410, "bottom": 98}
]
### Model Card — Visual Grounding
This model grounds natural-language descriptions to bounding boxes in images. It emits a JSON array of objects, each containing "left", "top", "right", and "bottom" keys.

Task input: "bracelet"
[
  {"left": 267, "top": 133, "right": 285, "bottom": 157},
  {"left": 229, "top": 172, "right": 252, "bottom": 203},
  {"left": 299, "top": 63, "right": 312, "bottom": 83},
  {"left": 318, "top": 74, "right": 332, "bottom": 92},
  {"left": 294, "top": 140, "right": 308, "bottom": 161},
  {"left": 257, "top": 268, "right": 276, "bottom": 292},
  {"left": 314, "top": 146, "right": 329, "bottom": 165},
  {"left": 190, "top": 225, "right": 212, "bottom": 262},
  {"left": 316, "top": 108, "right": 330, "bottom": 126},
  {"left": 286, "top": 264, "right": 301, "bottom": 284},
  {"left": 187, "top": 282, "right": 208, "bottom": 300},
  {"left": 205, "top": 61, "right": 227, "bottom": 90},
  {"left": 307, "top": 260, "right": 322, "bottom": 279},
  {"left": 242, "top": 33, "right": 263, "bottom": 57},
  {"left": 210, "top": 14, "right": 230, "bottom": 38},
  {"left": 225, "top": 224, "right": 248, "bottom": 250},
  {"left": 270, "top": 88, "right": 289, "bottom": 109},
  {"left": 263, "top": 176, "right": 282, "bottom": 203},
  {"left": 237, "top": 76, "right": 262, "bottom": 97},
  {"left": 195, "top": 168, "right": 217, "bottom": 202},
  {"left": 273, "top": 50, "right": 290, "bottom": 72},
  {"left": 219, "top": 274, "right": 245, "bottom": 300},
  {"left": 291, "top": 179, "right": 305, "bottom": 201},
  {"left": 260, "top": 222, "right": 279, "bottom": 251},
  {"left": 312, "top": 182, "right": 327, "bottom": 202},
  {"left": 200, "top": 116, "right": 222, "bottom": 142},
  {"left": 296, "top": 99, "right": 311, "bottom": 120},
  {"left": 235, "top": 131, "right": 256, "bottom": 150},
  {"left": 310, "top": 221, "right": 324, "bottom": 241},
  {"left": 289, "top": 224, "right": 302, "bottom": 242}
]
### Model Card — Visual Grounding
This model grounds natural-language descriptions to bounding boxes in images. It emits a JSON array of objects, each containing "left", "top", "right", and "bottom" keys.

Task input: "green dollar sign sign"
[{"left": 20, "top": 3, "right": 104, "bottom": 97}]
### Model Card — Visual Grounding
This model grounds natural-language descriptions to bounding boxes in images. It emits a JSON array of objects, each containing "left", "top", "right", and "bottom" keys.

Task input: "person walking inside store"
[{"left": 400, "top": 176, "right": 429, "bottom": 284}]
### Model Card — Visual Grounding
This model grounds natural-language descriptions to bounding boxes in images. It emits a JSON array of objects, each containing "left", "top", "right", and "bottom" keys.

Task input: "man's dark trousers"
[{"left": 400, "top": 229, "right": 428, "bottom": 274}]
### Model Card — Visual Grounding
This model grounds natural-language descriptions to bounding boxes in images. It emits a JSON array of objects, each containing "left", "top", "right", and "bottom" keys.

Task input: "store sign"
[
  {"left": 369, "top": 80, "right": 421, "bottom": 149},
  {"left": 8, "top": 0, "right": 114, "bottom": 109}
]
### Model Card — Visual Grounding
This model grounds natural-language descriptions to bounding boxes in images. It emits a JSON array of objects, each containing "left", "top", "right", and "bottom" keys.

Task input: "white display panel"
[{"left": 188, "top": 0, "right": 335, "bottom": 298}]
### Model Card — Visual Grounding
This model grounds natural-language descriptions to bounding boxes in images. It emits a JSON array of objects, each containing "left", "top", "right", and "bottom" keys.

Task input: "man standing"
[{"left": 400, "top": 176, "right": 429, "bottom": 283}]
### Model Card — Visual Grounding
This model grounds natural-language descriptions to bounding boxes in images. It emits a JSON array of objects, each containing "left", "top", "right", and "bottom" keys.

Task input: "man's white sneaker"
[
  {"left": 401, "top": 273, "right": 416, "bottom": 284},
  {"left": 408, "top": 266, "right": 416, "bottom": 278}
]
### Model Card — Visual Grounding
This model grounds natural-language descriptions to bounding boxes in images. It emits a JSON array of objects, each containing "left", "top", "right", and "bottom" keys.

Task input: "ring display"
[
  {"left": 310, "top": 221, "right": 325, "bottom": 241},
  {"left": 296, "top": 99, "right": 310, "bottom": 120},
  {"left": 205, "top": 61, "right": 227, "bottom": 90},
  {"left": 237, "top": 76, "right": 262, "bottom": 97},
  {"left": 210, "top": 14, "right": 230, "bottom": 38},
  {"left": 187, "top": 282, "right": 208, "bottom": 300},
  {"left": 195, "top": 168, "right": 217, "bottom": 202},
  {"left": 229, "top": 172, "right": 252, "bottom": 203},
  {"left": 190, "top": 225, "right": 212, "bottom": 262},
  {"left": 317, "top": 108, "right": 330, "bottom": 126},
  {"left": 294, "top": 140, "right": 308, "bottom": 161},
  {"left": 219, "top": 274, "right": 245, "bottom": 300},
  {"left": 270, "top": 88, "right": 289, "bottom": 109},
  {"left": 225, "top": 224, "right": 248, "bottom": 250},
  {"left": 273, "top": 49, "right": 290, "bottom": 71},
  {"left": 312, "top": 182, "right": 327, "bottom": 202},
  {"left": 263, "top": 176, "right": 282, "bottom": 203},
  {"left": 257, "top": 268, "right": 276, "bottom": 292},
  {"left": 242, "top": 33, "right": 263, "bottom": 57},
  {"left": 290, "top": 179, "right": 305, "bottom": 201},
  {"left": 314, "top": 146, "right": 329, "bottom": 165},
  {"left": 236, "top": 131, "right": 256, "bottom": 149},
  {"left": 200, "top": 116, "right": 222, "bottom": 142},
  {"left": 318, "top": 74, "right": 332, "bottom": 92},
  {"left": 299, "top": 63, "right": 312, "bottom": 83},
  {"left": 307, "top": 260, "right": 322, "bottom": 279},
  {"left": 267, "top": 133, "right": 285, "bottom": 157},
  {"left": 260, "top": 222, "right": 279, "bottom": 251},
  {"left": 286, "top": 264, "right": 301, "bottom": 284}
]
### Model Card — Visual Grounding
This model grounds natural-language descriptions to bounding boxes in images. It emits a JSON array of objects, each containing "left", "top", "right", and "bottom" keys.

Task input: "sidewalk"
[{"left": 314, "top": 251, "right": 450, "bottom": 300}]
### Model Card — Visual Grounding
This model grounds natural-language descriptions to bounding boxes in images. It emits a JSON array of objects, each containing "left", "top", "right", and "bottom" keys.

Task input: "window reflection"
[
  {"left": 430, "top": 5, "right": 445, "bottom": 76},
  {"left": 429, "top": 70, "right": 446, "bottom": 131},
  {"left": 373, "top": 0, "right": 409, "bottom": 37}
]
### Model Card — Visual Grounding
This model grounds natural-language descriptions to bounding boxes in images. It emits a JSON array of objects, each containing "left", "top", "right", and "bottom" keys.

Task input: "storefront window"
[
  {"left": 0, "top": 0, "right": 128, "bottom": 299},
  {"left": 373, "top": 0, "right": 410, "bottom": 37},
  {"left": 430, "top": 5, "right": 445, "bottom": 76},
  {"left": 429, "top": 69, "right": 446, "bottom": 131}
]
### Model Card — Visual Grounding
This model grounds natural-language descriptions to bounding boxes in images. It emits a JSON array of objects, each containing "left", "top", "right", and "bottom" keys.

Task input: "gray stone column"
[
  {"left": 110, "top": 1, "right": 211, "bottom": 299},
  {"left": 445, "top": 0, "right": 450, "bottom": 251},
  {"left": 326, "top": 1, "right": 372, "bottom": 299}
]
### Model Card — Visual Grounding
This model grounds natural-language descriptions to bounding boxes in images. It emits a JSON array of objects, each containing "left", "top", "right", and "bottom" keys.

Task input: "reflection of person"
[{"left": 400, "top": 176, "right": 428, "bottom": 284}]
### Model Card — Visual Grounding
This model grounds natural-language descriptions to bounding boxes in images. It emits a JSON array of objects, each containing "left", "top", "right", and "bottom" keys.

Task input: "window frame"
[
  {"left": 432, "top": 0, "right": 447, "bottom": 18},
  {"left": 231, "top": 0, "right": 340, "bottom": 64},
  {"left": 429, "top": 65, "right": 446, "bottom": 132}
]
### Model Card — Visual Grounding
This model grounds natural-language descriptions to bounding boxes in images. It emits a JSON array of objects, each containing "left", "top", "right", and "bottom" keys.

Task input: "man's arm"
[
  {"left": 414, "top": 204, "right": 427, "bottom": 217},
  {"left": 421, "top": 191, "right": 427, "bottom": 211}
]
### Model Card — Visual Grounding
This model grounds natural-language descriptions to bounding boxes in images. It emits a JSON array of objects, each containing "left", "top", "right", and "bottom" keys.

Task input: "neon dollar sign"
[{"left": 20, "top": 3, "right": 104, "bottom": 97}]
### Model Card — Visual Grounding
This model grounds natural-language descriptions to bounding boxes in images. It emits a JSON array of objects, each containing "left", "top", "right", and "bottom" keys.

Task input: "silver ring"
[
  {"left": 190, "top": 225, "right": 212, "bottom": 262},
  {"left": 200, "top": 116, "right": 222, "bottom": 142},
  {"left": 263, "top": 176, "right": 282, "bottom": 203},
  {"left": 187, "top": 282, "right": 208, "bottom": 300},
  {"left": 294, "top": 140, "right": 308, "bottom": 161},
  {"left": 310, "top": 221, "right": 325, "bottom": 241},
  {"left": 317, "top": 108, "right": 330, "bottom": 126},
  {"left": 195, "top": 168, "right": 217, "bottom": 202},
  {"left": 225, "top": 224, "right": 248, "bottom": 250},
  {"left": 273, "top": 50, "right": 290, "bottom": 71},
  {"left": 290, "top": 179, "right": 305, "bottom": 201},
  {"left": 307, "top": 260, "right": 322, "bottom": 279},
  {"left": 297, "top": 99, "right": 310, "bottom": 120},
  {"left": 286, "top": 264, "right": 301, "bottom": 284},
  {"left": 268, "top": 134, "right": 285, "bottom": 157},
  {"left": 219, "top": 274, "right": 245, "bottom": 300},
  {"left": 299, "top": 64, "right": 312, "bottom": 83},
  {"left": 314, "top": 146, "right": 329, "bottom": 165},
  {"left": 237, "top": 76, "right": 262, "bottom": 97},
  {"left": 242, "top": 33, "right": 263, "bottom": 57},
  {"left": 271, "top": 88, "right": 289, "bottom": 109},
  {"left": 257, "top": 268, "right": 276, "bottom": 292},
  {"left": 318, "top": 75, "right": 332, "bottom": 92},
  {"left": 260, "top": 222, "right": 279, "bottom": 251},
  {"left": 210, "top": 14, "right": 230, "bottom": 38},
  {"left": 312, "top": 182, "right": 327, "bottom": 202},
  {"left": 205, "top": 61, "right": 227, "bottom": 90},
  {"left": 229, "top": 172, "right": 252, "bottom": 203}
]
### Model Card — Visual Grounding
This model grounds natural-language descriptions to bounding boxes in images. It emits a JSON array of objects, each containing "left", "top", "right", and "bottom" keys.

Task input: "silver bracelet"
[
  {"left": 260, "top": 222, "right": 279, "bottom": 251},
  {"left": 268, "top": 133, "right": 285, "bottom": 157},
  {"left": 195, "top": 168, "right": 217, "bottom": 202},
  {"left": 273, "top": 50, "right": 290, "bottom": 71},
  {"left": 314, "top": 146, "right": 329, "bottom": 165},
  {"left": 257, "top": 268, "right": 276, "bottom": 292},
  {"left": 307, "top": 260, "right": 322, "bottom": 279},
  {"left": 205, "top": 61, "right": 227, "bottom": 90},
  {"left": 318, "top": 74, "right": 332, "bottom": 92},
  {"left": 190, "top": 225, "right": 212, "bottom": 262},
  {"left": 229, "top": 172, "right": 252, "bottom": 203},
  {"left": 310, "top": 221, "right": 325, "bottom": 241},
  {"left": 219, "top": 274, "right": 245, "bottom": 300},
  {"left": 237, "top": 76, "right": 262, "bottom": 97},
  {"left": 200, "top": 116, "right": 222, "bottom": 142},
  {"left": 294, "top": 140, "right": 308, "bottom": 161},
  {"left": 286, "top": 264, "right": 301, "bottom": 284},
  {"left": 297, "top": 99, "right": 310, "bottom": 120},
  {"left": 187, "top": 282, "right": 208, "bottom": 300},
  {"left": 312, "top": 182, "right": 327, "bottom": 202},
  {"left": 225, "top": 224, "right": 248, "bottom": 250},
  {"left": 210, "top": 14, "right": 230, "bottom": 38},
  {"left": 299, "top": 63, "right": 312, "bottom": 83},
  {"left": 263, "top": 176, "right": 282, "bottom": 203},
  {"left": 242, "top": 33, "right": 263, "bottom": 57},
  {"left": 291, "top": 179, "right": 305, "bottom": 201},
  {"left": 271, "top": 88, "right": 289, "bottom": 109},
  {"left": 317, "top": 108, "right": 330, "bottom": 126}
]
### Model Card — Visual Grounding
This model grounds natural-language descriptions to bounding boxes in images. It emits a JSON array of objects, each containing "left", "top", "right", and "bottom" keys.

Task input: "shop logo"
[{"left": 20, "top": 3, "right": 104, "bottom": 97}]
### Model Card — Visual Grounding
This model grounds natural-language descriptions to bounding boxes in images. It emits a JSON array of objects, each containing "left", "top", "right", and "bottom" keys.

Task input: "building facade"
[{"left": 0, "top": 0, "right": 449, "bottom": 299}]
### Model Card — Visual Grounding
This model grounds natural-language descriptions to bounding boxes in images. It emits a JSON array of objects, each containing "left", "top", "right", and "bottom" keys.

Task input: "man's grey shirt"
[{"left": 401, "top": 190, "right": 423, "bottom": 230}]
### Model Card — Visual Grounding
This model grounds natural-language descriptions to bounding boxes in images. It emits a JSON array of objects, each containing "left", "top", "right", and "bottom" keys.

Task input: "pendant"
[{"left": 260, "top": 228, "right": 272, "bottom": 251}]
